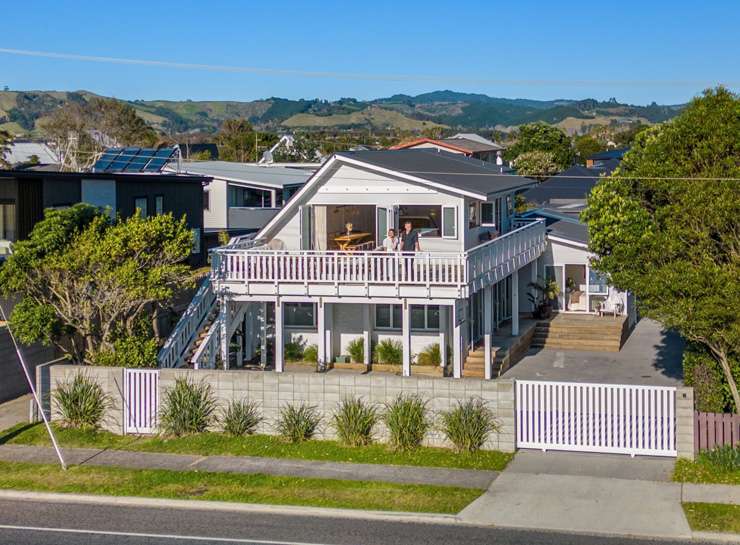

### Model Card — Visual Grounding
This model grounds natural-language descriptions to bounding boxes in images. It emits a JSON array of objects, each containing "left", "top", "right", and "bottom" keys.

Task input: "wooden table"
[{"left": 333, "top": 232, "right": 370, "bottom": 251}]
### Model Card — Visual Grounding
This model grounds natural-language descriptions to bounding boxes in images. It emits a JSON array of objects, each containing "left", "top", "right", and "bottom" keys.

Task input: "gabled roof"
[
  {"left": 450, "top": 133, "right": 505, "bottom": 149},
  {"left": 177, "top": 161, "right": 314, "bottom": 189},
  {"left": 338, "top": 149, "right": 535, "bottom": 197},
  {"left": 521, "top": 207, "right": 589, "bottom": 246}
]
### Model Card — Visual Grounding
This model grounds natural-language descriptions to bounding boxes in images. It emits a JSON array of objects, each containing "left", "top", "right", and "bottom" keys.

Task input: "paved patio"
[{"left": 500, "top": 318, "right": 684, "bottom": 386}]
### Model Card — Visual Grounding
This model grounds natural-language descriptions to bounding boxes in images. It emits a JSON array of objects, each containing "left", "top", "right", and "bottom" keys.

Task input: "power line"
[{"left": 1, "top": 47, "right": 737, "bottom": 88}]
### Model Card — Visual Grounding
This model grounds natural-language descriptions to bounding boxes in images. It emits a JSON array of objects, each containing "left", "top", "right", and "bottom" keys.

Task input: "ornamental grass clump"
[
  {"left": 332, "top": 397, "right": 379, "bottom": 447},
  {"left": 440, "top": 398, "right": 499, "bottom": 453},
  {"left": 159, "top": 377, "right": 217, "bottom": 436},
  {"left": 383, "top": 394, "right": 430, "bottom": 451},
  {"left": 374, "top": 339, "right": 403, "bottom": 365},
  {"left": 53, "top": 373, "right": 111, "bottom": 430},
  {"left": 276, "top": 403, "right": 321, "bottom": 443},
  {"left": 703, "top": 445, "right": 740, "bottom": 472},
  {"left": 220, "top": 399, "right": 263, "bottom": 436},
  {"left": 416, "top": 343, "right": 441, "bottom": 366},
  {"left": 346, "top": 337, "right": 365, "bottom": 363}
]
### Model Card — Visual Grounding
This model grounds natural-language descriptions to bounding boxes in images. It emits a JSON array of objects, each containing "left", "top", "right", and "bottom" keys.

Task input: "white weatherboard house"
[{"left": 160, "top": 149, "right": 545, "bottom": 377}]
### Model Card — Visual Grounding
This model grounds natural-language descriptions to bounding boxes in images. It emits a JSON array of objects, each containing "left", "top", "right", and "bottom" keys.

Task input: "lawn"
[
  {"left": 0, "top": 423, "right": 512, "bottom": 471},
  {"left": 674, "top": 455, "right": 740, "bottom": 485},
  {"left": 683, "top": 503, "right": 740, "bottom": 534},
  {"left": 0, "top": 460, "right": 481, "bottom": 513}
]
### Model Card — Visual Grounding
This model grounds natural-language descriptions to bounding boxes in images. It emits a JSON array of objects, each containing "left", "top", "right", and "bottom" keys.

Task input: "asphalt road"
[{"left": 0, "top": 498, "right": 692, "bottom": 545}]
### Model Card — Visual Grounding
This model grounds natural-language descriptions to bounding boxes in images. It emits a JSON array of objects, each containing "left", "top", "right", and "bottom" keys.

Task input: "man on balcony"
[{"left": 400, "top": 221, "right": 421, "bottom": 252}]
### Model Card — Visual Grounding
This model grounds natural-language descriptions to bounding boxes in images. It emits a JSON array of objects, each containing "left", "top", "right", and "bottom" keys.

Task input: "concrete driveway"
[{"left": 501, "top": 319, "right": 684, "bottom": 386}]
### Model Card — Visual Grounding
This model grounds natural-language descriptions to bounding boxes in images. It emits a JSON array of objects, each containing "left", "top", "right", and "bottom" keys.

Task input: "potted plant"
[{"left": 527, "top": 278, "right": 561, "bottom": 319}]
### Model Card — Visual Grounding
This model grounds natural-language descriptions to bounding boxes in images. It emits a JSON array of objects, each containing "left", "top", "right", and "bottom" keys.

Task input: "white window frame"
[
  {"left": 481, "top": 202, "right": 496, "bottom": 226},
  {"left": 375, "top": 304, "right": 440, "bottom": 331},
  {"left": 284, "top": 302, "right": 317, "bottom": 328},
  {"left": 441, "top": 205, "right": 457, "bottom": 239}
]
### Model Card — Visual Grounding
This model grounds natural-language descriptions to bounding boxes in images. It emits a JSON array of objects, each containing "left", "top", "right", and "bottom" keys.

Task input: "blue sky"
[{"left": 1, "top": 0, "right": 738, "bottom": 104}]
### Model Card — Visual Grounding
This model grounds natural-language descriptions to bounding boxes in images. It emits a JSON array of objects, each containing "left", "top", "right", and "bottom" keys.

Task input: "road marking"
[{"left": 0, "top": 524, "right": 333, "bottom": 545}]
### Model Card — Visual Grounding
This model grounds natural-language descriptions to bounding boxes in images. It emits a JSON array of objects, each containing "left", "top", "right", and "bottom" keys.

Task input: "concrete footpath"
[
  {"left": 0, "top": 444, "right": 497, "bottom": 489},
  {"left": 459, "top": 450, "right": 723, "bottom": 541}
]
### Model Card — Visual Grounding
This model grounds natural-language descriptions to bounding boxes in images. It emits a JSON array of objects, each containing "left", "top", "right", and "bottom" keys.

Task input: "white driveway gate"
[
  {"left": 123, "top": 369, "right": 159, "bottom": 434},
  {"left": 515, "top": 380, "right": 677, "bottom": 457}
]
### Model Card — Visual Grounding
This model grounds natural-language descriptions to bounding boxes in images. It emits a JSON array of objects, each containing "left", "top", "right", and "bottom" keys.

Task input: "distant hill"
[{"left": 0, "top": 88, "right": 684, "bottom": 137}]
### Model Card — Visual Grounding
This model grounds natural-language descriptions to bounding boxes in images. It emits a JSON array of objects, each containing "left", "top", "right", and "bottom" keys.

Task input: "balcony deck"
[{"left": 211, "top": 219, "right": 546, "bottom": 301}]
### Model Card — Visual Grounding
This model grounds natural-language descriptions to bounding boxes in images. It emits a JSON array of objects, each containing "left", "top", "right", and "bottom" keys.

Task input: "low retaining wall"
[{"left": 48, "top": 365, "right": 516, "bottom": 452}]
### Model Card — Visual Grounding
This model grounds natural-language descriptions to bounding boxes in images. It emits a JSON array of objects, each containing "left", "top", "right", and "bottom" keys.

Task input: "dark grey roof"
[
  {"left": 337, "top": 149, "right": 535, "bottom": 197},
  {"left": 523, "top": 161, "right": 619, "bottom": 206},
  {"left": 521, "top": 207, "right": 589, "bottom": 244},
  {"left": 439, "top": 137, "right": 503, "bottom": 153},
  {"left": 588, "top": 148, "right": 628, "bottom": 160}
]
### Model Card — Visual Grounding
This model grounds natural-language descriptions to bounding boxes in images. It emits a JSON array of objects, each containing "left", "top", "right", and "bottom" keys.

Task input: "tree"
[
  {"left": 612, "top": 122, "right": 649, "bottom": 147},
  {"left": 573, "top": 135, "right": 606, "bottom": 164},
  {"left": 272, "top": 135, "right": 322, "bottom": 162},
  {"left": 583, "top": 87, "right": 740, "bottom": 411},
  {"left": 0, "top": 129, "right": 12, "bottom": 168},
  {"left": 217, "top": 118, "right": 257, "bottom": 162},
  {"left": 513, "top": 150, "right": 560, "bottom": 181},
  {"left": 505, "top": 122, "right": 574, "bottom": 169},
  {"left": 0, "top": 204, "right": 195, "bottom": 366},
  {"left": 40, "top": 98, "right": 157, "bottom": 171}
]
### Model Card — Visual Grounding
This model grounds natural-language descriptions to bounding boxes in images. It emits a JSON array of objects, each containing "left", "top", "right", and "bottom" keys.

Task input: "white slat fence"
[
  {"left": 123, "top": 369, "right": 159, "bottom": 434},
  {"left": 515, "top": 380, "right": 677, "bottom": 457}
]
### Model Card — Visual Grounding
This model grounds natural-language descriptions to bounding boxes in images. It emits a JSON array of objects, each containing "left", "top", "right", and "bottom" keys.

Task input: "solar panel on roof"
[{"left": 92, "top": 147, "right": 178, "bottom": 173}]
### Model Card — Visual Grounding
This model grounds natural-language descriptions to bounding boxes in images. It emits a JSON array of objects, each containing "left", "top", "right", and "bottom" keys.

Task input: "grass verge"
[
  {"left": 1, "top": 423, "right": 512, "bottom": 471},
  {"left": 0, "top": 460, "right": 481, "bottom": 513},
  {"left": 683, "top": 503, "right": 740, "bottom": 534},
  {"left": 674, "top": 456, "right": 740, "bottom": 485}
]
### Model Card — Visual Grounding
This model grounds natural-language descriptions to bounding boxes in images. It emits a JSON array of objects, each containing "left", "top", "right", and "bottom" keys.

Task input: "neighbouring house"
[
  {"left": 518, "top": 207, "right": 635, "bottom": 324},
  {"left": 171, "top": 160, "right": 317, "bottom": 249},
  {"left": 522, "top": 160, "right": 620, "bottom": 209},
  {"left": 390, "top": 135, "right": 505, "bottom": 163},
  {"left": 585, "top": 148, "right": 628, "bottom": 168},
  {"left": 159, "top": 148, "right": 545, "bottom": 376},
  {"left": 3, "top": 141, "right": 59, "bottom": 167},
  {"left": 0, "top": 155, "right": 210, "bottom": 265}
]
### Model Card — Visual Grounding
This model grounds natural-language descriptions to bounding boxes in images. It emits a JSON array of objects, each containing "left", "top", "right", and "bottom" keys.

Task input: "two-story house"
[{"left": 160, "top": 149, "right": 545, "bottom": 378}]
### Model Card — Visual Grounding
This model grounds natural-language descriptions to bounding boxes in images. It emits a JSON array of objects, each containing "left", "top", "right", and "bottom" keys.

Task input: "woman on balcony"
[{"left": 381, "top": 228, "right": 399, "bottom": 252}]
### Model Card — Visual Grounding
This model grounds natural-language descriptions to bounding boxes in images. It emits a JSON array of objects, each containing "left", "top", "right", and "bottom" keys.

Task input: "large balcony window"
[{"left": 399, "top": 205, "right": 441, "bottom": 238}]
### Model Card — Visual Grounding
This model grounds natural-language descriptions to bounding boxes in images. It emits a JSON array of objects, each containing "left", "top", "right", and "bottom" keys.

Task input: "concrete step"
[
  {"left": 533, "top": 331, "right": 621, "bottom": 341},
  {"left": 531, "top": 340, "right": 622, "bottom": 352}
]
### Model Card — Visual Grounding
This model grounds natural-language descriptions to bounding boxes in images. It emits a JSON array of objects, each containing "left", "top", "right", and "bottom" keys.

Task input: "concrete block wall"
[
  {"left": 675, "top": 386, "right": 695, "bottom": 460},
  {"left": 49, "top": 365, "right": 125, "bottom": 434}
]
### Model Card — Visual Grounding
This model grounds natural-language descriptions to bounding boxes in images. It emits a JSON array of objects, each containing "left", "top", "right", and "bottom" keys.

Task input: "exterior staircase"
[
  {"left": 462, "top": 347, "right": 507, "bottom": 379},
  {"left": 184, "top": 303, "right": 220, "bottom": 365},
  {"left": 531, "top": 314, "right": 627, "bottom": 352}
]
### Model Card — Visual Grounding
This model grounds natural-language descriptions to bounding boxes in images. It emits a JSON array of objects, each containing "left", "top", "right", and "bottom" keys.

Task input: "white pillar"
[
  {"left": 236, "top": 311, "right": 244, "bottom": 368},
  {"left": 325, "top": 303, "right": 333, "bottom": 364},
  {"left": 362, "top": 304, "right": 372, "bottom": 366},
  {"left": 317, "top": 300, "right": 327, "bottom": 366},
  {"left": 484, "top": 285, "right": 493, "bottom": 380},
  {"left": 401, "top": 301, "right": 411, "bottom": 377},
  {"left": 511, "top": 272, "right": 520, "bottom": 336},
  {"left": 274, "top": 300, "right": 284, "bottom": 372},
  {"left": 530, "top": 258, "right": 539, "bottom": 312},
  {"left": 438, "top": 306, "right": 447, "bottom": 370},
  {"left": 452, "top": 302, "right": 462, "bottom": 378},
  {"left": 260, "top": 302, "right": 268, "bottom": 367},
  {"left": 270, "top": 190, "right": 277, "bottom": 208},
  {"left": 219, "top": 298, "right": 230, "bottom": 370}
]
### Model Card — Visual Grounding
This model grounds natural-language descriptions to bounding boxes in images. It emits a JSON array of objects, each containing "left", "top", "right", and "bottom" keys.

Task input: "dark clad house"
[{"left": 0, "top": 169, "right": 210, "bottom": 265}]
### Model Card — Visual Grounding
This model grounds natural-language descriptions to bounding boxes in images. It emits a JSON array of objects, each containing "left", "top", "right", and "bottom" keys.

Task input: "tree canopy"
[
  {"left": 216, "top": 118, "right": 278, "bottom": 162},
  {"left": 505, "top": 122, "right": 574, "bottom": 170},
  {"left": 513, "top": 150, "right": 560, "bottom": 181},
  {"left": 0, "top": 204, "right": 194, "bottom": 366},
  {"left": 0, "top": 129, "right": 12, "bottom": 168},
  {"left": 583, "top": 87, "right": 740, "bottom": 410},
  {"left": 573, "top": 135, "right": 606, "bottom": 164}
]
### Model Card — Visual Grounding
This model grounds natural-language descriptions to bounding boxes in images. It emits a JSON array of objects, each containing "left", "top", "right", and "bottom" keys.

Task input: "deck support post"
[
  {"left": 530, "top": 258, "right": 539, "bottom": 312},
  {"left": 317, "top": 300, "right": 328, "bottom": 367},
  {"left": 511, "top": 272, "right": 520, "bottom": 337},
  {"left": 438, "top": 306, "right": 447, "bottom": 371},
  {"left": 452, "top": 302, "right": 462, "bottom": 379},
  {"left": 484, "top": 285, "right": 493, "bottom": 380},
  {"left": 362, "top": 304, "right": 372, "bottom": 366},
  {"left": 274, "top": 300, "right": 284, "bottom": 373},
  {"left": 220, "top": 297, "right": 230, "bottom": 370},
  {"left": 236, "top": 310, "right": 244, "bottom": 368},
  {"left": 260, "top": 302, "right": 268, "bottom": 367},
  {"left": 401, "top": 300, "right": 411, "bottom": 377}
]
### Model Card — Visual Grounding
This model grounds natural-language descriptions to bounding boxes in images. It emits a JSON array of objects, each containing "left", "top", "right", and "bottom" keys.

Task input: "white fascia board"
[
  {"left": 337, "top": 155, "right": 488, "bottom": 201},
  {"left": 257, "top": 156, "right": 341, "bottom": 239},
  {"left": 547, "top": 234, "right": 590, "bottom": 250}
]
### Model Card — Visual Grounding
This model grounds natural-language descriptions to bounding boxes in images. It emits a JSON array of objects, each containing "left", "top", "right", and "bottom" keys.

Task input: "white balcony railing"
[{"left": 211, "top": 219, "right": 546, "bottom": 294}]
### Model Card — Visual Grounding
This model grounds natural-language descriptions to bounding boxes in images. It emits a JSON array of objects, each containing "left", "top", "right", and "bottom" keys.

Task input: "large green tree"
[
  {"left": 513, "top": 150, "right": 560, "bottom": 181},
  {"left": 583, "top": 87, "right": 740, "bottom": 410},
  {"left": 573, "top": 134, "right": 606, "bottom": 165},
  {"left": 505, "top": 122, "right": 575, "bottom": 170},
  {"left": 0, "top": 204, "right": 194, "bottom": 366}
]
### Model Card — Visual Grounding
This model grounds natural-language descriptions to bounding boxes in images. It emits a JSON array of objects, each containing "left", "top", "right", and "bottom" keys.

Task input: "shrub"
[
  {"left": 276, "top": 403, "right": 321, "bottom": 443},
  {"left": 92, "top": 334, "right": 159, "bottom": 368},
  {"left": 332, "top": 397, "right": 378, "bottom": 446},
  {"left": 683, "top": 344, "right": 735, "bottom": 412},
  {"left": 702, "top": 445, "right": 740, "bottom": 472},
  {"left": 284, "top": 336, "right": 306, "bottom": 361},
  {"left": 374, "top": 339, "right": 403, "bottom": 365},
  {"left": 347, "top": 337, "right": 365, "bottom": 363},
  {"left": 53, "top": 373, "right": 110, "bottom": 430},
  {"left": 416, "top": 343, "right": 441, "bottom": 366},
  {"left": 303, "top": 344, "right": 318, "bottom": 363},
  {"left": 383, "top": 394, "right": 430, "bottom": 451},
  {"left": 440, "top": 398, "right": 499, "bottom": 453},
  {"left": 220, "top": 399, "right": 263, "bottom": 436},
  {"left": 159, "top": 377, "right": 217, "bottom": 436}
]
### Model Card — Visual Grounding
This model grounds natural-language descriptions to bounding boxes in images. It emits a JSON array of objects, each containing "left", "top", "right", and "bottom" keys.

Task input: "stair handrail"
[
  {"left": 190, "top": 318, "right": 220, "bottom": 368},
  {"left": 157, "top": 276, "right": 217, "bottom": 368}
]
